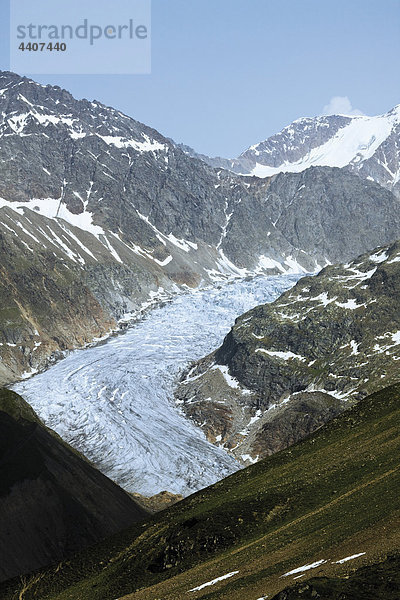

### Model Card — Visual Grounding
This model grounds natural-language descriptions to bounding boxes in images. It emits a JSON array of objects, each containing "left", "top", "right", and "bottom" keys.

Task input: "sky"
[{"left": 0, "top": 0, "right": 399, "bottom": 157}]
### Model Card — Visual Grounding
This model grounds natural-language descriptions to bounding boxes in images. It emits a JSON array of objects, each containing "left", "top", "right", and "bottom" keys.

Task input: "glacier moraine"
[{"left": 13, "top": 274, "right": 301, "bottom": 496}]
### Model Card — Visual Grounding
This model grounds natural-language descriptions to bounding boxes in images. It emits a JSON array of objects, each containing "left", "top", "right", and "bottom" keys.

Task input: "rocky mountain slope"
[
  {"left": 1, "top": 71, "right": 400, "bottom": 383},
  {"left": 180, "top": 106, "right": 400, "bottom": 197},
  {"left": 176, "top": 239, "right": 400, "bottom": 463},
  {"left": 1, "top": 381, "right": 399, "bottom": 600},
  {"left": 0, "top": 229, "right": 116, "bottom": 384},
  {"left": 0, "top": 388, "right": 148, "bottom": 583}
]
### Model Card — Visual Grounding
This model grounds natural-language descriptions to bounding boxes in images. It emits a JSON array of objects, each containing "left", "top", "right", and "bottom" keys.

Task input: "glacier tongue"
[{"left": 13, "top": 274, "right": 301, "bottom": 496}]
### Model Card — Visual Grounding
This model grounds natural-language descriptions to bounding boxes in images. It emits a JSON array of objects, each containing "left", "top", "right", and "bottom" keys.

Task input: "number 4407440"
[{"left": 19, "top": 42, "right": 67, "bottom": 51}]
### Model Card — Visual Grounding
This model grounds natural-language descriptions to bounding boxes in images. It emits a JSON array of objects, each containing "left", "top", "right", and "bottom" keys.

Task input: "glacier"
[{"left": 13, "top": 274, "right": 301, "bottom": 496}]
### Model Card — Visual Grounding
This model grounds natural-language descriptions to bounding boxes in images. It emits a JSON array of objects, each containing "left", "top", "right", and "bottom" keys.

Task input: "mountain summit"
[{"left": 180, "top": 105, "right": 400, "bottom": 196}]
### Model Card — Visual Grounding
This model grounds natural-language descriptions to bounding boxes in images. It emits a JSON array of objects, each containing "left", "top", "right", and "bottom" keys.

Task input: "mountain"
[
  {"left": 0, "top": 388, "right": 148, "bottom": 583},
  {"left": 180, "top": 107, "right": 400, "bottom": 197},
  {"left": 175, "top": 239, "right": 400, "bottom": 463},
  {"left": 1, "top": 381, "right": 399, "bottom": 599},
  {"left": 1, "top": 71, "right": 400, "bottom": 383}
]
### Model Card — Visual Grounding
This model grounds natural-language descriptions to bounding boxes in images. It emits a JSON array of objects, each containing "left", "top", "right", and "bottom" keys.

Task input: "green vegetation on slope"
[
  {"left": 270, "top": 554, "right": 400, "bottom": 600},
  {"left": 0, "top": 388, "right": 41, "bottom": 424},
  {"left": 1, "top": 382, "right": 399, "bottom": 600}
]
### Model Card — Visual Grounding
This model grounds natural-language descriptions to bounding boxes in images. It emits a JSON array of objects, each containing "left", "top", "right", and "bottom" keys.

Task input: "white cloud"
[{"left": 322, "top": 96, "right": 364, "bottom": 116}]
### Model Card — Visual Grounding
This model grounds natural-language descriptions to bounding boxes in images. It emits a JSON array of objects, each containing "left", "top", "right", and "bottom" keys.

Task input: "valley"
[
  {"left": 13, "top": 273, "right": 301, "bottom": 496},
  {"left": 2, "top": 73, "right": 400, "bottom": 385},
  {"left": 0, "top": 63, "right": 399, "bottom": 600}
]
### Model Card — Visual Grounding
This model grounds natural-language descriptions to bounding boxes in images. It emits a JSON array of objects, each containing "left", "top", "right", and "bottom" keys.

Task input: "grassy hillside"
[
  {"left": 1, "top": 382, "right": 399, "bottom": 600},
  {"left": 270, "top": 554, "right": 400, "bottom": 599}
]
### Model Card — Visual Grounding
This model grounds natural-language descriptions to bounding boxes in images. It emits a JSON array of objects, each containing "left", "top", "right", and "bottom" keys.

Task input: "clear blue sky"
[{"left": 1, "top": 0, "right": 399, "bottom": 156}]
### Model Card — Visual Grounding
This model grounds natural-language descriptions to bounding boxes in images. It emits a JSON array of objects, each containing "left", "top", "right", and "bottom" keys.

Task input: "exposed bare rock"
[{"left": 130, "top": 490, "right": 183, "bottom": 513}]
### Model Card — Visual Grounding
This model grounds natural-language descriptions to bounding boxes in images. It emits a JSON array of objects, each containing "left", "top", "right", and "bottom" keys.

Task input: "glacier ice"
[{"left": 13, "top": 274, "right": 301, "bottom": 496}]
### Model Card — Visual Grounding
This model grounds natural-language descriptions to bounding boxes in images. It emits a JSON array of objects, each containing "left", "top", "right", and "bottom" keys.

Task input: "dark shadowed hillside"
[{"left": 0, "top": 388, "right": 148, "bottom": 583}]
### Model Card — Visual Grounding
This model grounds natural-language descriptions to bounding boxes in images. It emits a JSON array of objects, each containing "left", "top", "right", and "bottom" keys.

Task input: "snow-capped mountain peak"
[
  {"left": 179, "top": 105, "right": 400, "bottom": 197},
  {"left": 239, "top": 108, "right": 400, "bottom": 182}
]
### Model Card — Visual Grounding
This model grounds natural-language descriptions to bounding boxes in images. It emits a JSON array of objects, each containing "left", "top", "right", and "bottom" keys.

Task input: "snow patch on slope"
[
  {"left": 0, "top": 197, "right": 104, "bottom": 237},
  {"left": 188, "top": 571, "right": 239, "bottom": 592},
  {"left": 97, "top": 133, "right": 167, "bottom": 154},
  {"left": 282, "top": 560, "right": 327, "bottom": 577}
]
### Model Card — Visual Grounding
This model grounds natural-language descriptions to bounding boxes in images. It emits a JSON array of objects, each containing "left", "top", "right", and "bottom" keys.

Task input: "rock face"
[
  {"left": 176, "top": 240, "right": 400, "bottom": 462},
  {"left": 0, "top": 70, "right": 310, "bottom": 282},
  {"left": 0, "top": 229, "right": 116, "bottom": 384},
  {"left": 179, "top": 107, "right": 400, "bottom": 197},
  {"left": 235, "top": 166, "right": 400, "bottom": 265},
  {"left": 0, "top": 388, "right": 148, "bottom": 583},
  {"left": 1, "top": 70, "right": 400, "bottom": 384}
]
